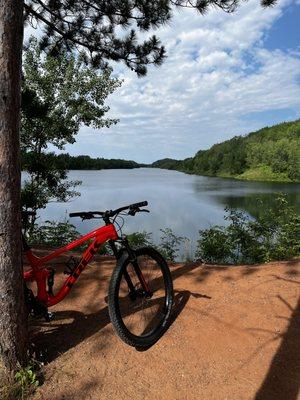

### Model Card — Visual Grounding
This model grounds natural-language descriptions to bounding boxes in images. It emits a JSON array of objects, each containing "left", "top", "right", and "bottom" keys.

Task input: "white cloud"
[{"left": 57, "top": 0, "right": 300, "bottom": 162}]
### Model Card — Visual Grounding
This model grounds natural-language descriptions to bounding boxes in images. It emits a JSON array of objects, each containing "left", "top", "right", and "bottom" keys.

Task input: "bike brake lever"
[
  {"left": 82, "top": 215, "right": 93, "bottom": 221},
  {"left": 128, "top": 208, "right": 150, "bottom": 216}
]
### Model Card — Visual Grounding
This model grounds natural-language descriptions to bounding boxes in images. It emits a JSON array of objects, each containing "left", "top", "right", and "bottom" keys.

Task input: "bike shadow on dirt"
[
  {"left": 136, "top": 289, "right": 212, "bottom": 352},
  {"left": 30, "top": 287, "right": 211, "bottom": 363}
]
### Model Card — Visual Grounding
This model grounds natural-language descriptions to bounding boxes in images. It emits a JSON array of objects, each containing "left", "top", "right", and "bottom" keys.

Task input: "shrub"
[
  {"left": 0, "top": 362, "right": 41, "bottom": 400},
  {"left": 126, "top": 231, "right": 153, "bottom": 249},
  {"left": 28, "top": 220, "right": 79, "bottom": 247},
  {"left": 157, "top": 228, "right": 185, "bottom": 262},
  {"left": 196, "top": 194, "right": 300, "bottom": 264},
  {"left": 27, "top": 222, "right": 185, "bottom": 261},
  {"left": 195, "top": 226, "right": 233, "bottom": 264}
]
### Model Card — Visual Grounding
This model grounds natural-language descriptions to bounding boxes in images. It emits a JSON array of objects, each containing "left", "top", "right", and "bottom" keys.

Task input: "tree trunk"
[{"left": 0, "top": 0, "right": 27, "bottom": 371}]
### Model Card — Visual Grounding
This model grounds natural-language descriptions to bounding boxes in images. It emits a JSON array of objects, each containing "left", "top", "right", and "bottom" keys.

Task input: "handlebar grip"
[
  {"left": 130, "top": 201, "right": 148, "bottom": 209},
  {"left": 69, "top": 212, "right": 82, "bottom": 218}
]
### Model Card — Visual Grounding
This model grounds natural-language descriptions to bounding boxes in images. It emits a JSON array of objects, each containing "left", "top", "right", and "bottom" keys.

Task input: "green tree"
[{"left": 21, "top": 38, "right": 121, "bottom": 219}]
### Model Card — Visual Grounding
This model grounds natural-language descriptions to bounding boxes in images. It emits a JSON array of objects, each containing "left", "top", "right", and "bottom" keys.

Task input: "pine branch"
[{"left": 24, "top": 0, "right": 278, "bottom": 75}]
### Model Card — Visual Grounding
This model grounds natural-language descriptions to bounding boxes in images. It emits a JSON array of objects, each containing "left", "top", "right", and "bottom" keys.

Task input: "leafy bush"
[
  {"left": 195, "top": 226, "right": 233, "bottom": 263},
  {"left": 27, "top": 222, "right": 185, "bottom": 261},
  {"left": 14, "top": 364, "right": 40, "bottom": 398},
  {"left": 156, "top": 228, "right": 185, "bottom": 262},
  {"left": 0, "top": 362, "right": 41, "bottom": 400},
  {"left": 28, "top": 220, "right": 79, "bottom": 247},
  {"left": 119, "top": 229, "right": 185, "bottom": 261},
  {"left": 196, "top": 195, "right": 300, "bottom": 264},
  {"left": 27, "top": 220, "right": 111, "bottom": 254},
  {"left": 126, "top": 231, "right": 153, "bottom": 249}
]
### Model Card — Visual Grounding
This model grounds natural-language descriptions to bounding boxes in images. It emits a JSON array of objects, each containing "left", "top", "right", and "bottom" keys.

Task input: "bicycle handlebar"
[
  {"left": 69, "top": 211, "right": 103, "bottom": 219},
  {"left": 69, "top": 201, "right": 149, "bottom": 220}
]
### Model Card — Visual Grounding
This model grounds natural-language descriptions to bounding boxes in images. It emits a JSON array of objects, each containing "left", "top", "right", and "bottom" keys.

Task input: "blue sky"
[
  {"left": 26, "top": 1, "right": 300, "bottom": 163},
  {"left": 264, "top": 2, "right": 300, "bottom": 50}
]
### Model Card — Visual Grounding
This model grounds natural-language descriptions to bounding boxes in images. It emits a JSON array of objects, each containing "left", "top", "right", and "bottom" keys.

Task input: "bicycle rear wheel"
[{"left": 108, "top": 247, "right": 173, "bottom": 348}]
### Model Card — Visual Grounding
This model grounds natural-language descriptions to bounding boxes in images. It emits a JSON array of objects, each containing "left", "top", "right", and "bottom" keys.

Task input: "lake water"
[{"left": 29, "top": 168, "right": 300, "bottom": 251}]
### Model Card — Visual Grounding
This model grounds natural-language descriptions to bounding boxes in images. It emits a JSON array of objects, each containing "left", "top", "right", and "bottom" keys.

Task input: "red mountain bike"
[{"left": 22, "top": 201, "right": 173, "bottom": 348}]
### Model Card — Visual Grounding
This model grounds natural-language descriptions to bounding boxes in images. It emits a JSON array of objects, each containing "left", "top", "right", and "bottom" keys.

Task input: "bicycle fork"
[{"left": 109, "top": 239, "right": 152, "bottom": 299}]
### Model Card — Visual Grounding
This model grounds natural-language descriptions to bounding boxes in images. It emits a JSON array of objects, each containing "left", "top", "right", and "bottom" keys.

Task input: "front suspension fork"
[{"left": 109, "top": 239, "right": 152, "bottom": 296}]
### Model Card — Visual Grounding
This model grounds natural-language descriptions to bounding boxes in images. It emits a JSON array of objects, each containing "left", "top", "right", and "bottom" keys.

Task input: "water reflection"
[
  {"left": 192, "top": 177, "right": 300, "bottom": 217},
  {"left": 24, "top": 168, "right": 300, "bottom": 245}
]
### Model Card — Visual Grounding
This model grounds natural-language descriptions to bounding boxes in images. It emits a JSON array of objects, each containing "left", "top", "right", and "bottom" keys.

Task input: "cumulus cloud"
[{"left": 58, "top": 0, "right": 300, "bottom": 162}]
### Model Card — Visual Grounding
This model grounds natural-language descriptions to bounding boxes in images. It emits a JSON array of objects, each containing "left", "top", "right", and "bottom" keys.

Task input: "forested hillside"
[
  {"left": 151, "top": 158, "right": 179, "bottom": 169},
  {"left": 152, "top": 120, "right": 300, "bottom": 182},
  {"left": 22, "top": 152, "right": 141, "bottom": 170}
]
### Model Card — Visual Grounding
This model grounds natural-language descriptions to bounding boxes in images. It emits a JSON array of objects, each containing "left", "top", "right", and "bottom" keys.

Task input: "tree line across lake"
[
  {"left": 152, "top": 120, "right": 300, "bottom": 183},
  {"left": 22, "top": 152, "right": 142, "bottom": 171}
]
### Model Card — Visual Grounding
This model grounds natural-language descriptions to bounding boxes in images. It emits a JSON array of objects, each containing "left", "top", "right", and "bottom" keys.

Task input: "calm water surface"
[{"left": 31, "top": 168, "right": 300, "bottom": 248}]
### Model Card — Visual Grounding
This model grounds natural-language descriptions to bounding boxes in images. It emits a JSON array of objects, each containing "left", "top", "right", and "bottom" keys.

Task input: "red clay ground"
[{"left": 29, "top": 253, "right": 300, "bottom": 400}]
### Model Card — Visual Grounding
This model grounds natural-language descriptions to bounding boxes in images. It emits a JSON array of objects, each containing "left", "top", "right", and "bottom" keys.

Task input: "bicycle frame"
[{"left": 23, "top": 223, "right": 118, "bottom": 307}]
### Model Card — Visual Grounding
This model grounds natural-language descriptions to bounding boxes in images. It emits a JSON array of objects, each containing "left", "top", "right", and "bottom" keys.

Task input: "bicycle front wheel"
[{"left": 108, "top": 247, "right": 173, "bottom": 348}]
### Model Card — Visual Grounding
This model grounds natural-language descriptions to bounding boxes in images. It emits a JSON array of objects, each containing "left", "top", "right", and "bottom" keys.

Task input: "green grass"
[
  {"left": 236, "top": 164, "right": 292, "bottom": 182},
  {"left": 188, "top": 167, "right": 293, "bottom": 183}
]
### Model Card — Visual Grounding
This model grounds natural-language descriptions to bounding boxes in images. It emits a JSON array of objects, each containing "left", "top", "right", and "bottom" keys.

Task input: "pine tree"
[{"left": 0, "top": 0, "right": 26, "bottom": 372}]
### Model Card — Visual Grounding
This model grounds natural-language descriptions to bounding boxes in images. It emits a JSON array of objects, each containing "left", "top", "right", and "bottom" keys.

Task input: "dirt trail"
[{"left": 29, "top": 255, "right": 300, "bottom": 400}]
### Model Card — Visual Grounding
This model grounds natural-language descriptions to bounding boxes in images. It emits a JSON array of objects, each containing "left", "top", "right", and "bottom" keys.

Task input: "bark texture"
[{"left": 0, "top": 0, "right": 27, "bottom": 371}]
